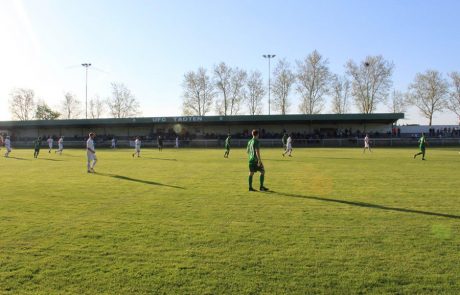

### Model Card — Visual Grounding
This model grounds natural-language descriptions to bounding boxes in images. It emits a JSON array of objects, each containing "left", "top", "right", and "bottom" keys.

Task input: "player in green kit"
[
  {"left": 414, "top": 133, "right": 428, "bottom": 160},
  {"left": 33, "top": 137, "right": 42, "bottom": 158},
  {"left": 282, "top": 133, "right": 288, "bottom": 152},
  {"left": 224, "top": 134, "right": 231, "bottom": 158},
  {"left": 247, "top": 129, "right": 269, "bottom": 192}
]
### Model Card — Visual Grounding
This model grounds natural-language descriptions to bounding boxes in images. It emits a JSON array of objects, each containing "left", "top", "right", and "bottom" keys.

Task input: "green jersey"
[
  {"left": 282, "top": 134, "right": 288, "bottom": 145},
  {"left": 34, "top": 139, "right": 41, "bottom": 150},
  {"left": 247, "top": 138, "right": 260, "bottom": 164},
  {"left": 225, "top": 137, "right": 231, "bottom": 148},
  {"left": 419, "top": 136, "right": 426, "bottom": 149}
]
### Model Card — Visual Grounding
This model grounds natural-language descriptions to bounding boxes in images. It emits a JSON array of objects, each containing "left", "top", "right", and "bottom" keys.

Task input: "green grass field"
[{"left": 1, "top": 147, "right": 460, "bottom": 294}]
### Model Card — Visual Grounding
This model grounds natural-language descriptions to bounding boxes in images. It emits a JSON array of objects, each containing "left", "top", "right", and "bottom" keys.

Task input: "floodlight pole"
[
  {"left": 263, "top": 54, "right": 276, "bottom": 115},
  {"left": 82, "top": 63, "right": 92, "bottom": 119}
]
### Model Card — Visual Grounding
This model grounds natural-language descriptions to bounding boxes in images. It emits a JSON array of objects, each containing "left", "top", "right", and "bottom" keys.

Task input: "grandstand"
[
  {"left": 0, "top": 113, "right": 406, "bottom": 147},
  {"left": 7, "top": 113, "right": 457, "bottom": 147}
]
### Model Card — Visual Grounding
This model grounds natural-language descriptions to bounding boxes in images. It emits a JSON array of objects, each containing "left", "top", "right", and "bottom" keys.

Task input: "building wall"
[{"left": 399, "top": 125, "right": 459, "bottom": 134}]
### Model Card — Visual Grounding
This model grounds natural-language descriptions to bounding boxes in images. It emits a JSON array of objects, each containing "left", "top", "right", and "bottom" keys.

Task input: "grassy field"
[{"left": 1, "top": 146, "right": 460, "bottom": 294}]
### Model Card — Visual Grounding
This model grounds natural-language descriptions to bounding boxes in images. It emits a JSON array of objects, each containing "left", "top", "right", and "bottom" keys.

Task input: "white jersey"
[
  {"left": 5, "top": 138, "right": 11, "bottom": 148},
  {"left": 135, "top": 139, "right": 141, "bottom": 150},
  {"left": 87, "top": 138, "right": 95, "bottom": 151},
  {"left": 58, "top": 138, "right": 64, "bottom": 149},
  {"left": 47, "top": 138, "right": 54, "bottom": 147},
  {"left": 286, "top": 137, "right": 292, "bottom": 149},
  {"left": 364, "top": 136, "right": 370, "bottom": 147},
  {"left": 87, "top": 138, "right": 96, "bottom": 160}
]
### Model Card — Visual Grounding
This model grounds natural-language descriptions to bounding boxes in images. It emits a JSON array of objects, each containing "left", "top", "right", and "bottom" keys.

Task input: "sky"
[{"left": 1, "top": 0, "right": 459, "bottom": 125}]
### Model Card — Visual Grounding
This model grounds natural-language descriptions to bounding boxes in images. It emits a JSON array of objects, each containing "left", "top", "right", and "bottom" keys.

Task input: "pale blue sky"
[{"left": 1, "top": 0, "right": 459, "bottom": 124}]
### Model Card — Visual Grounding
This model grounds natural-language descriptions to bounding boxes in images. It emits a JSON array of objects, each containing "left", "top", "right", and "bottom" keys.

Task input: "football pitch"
[{"left": 1, "top": 147, "right": 460, "bottom": 294}]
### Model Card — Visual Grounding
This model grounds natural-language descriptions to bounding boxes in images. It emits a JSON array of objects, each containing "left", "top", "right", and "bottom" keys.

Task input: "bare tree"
[
  {"left": 182, "top": 67, "right": 216, "bottom": 116},
  {"left": 214, "top": 63, "right": 247, "bottom": 115},
  {"left": 272, "top": 58, "right": 295, "bottom": 114},
  {"left": 296, "top": 50, "right": 331, "bottom": 114},
  {"left": 387, "top": 90, "right": 408, "bottom": 114},
  {"left": 214, "top": 62, "right": 232, "bottom": 115},
  {"left": 346, "top": 55, "right": 394, "bottom": 113},
  {"left": 61, "top": 92, "right": 81, "bottom": 119},
  {"left": 245, "top": 71, "right": 265, "bottom": 115},
  {"left": 107, "top": 82, "right": 140, "bottom": 118},
  {"left": 228, "top": 68, "right": 247, "bottom": 115},
  {"left": 89, "top": 95, "right": 105, "bottom": 119},
  {"left": 447, "top": 72, "right": 460, "bottom": 118},
  {"left": 330, "top": 75, "right": 350, "bottom": 114},
  {"left": 9, "top": 88, "right": 35, "bottom": 121},
  {"left": 407, "top": 70, "right": 448, "bottom": 126}
]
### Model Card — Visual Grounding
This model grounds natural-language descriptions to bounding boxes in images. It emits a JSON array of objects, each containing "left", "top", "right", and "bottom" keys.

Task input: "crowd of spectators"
[
  {"left": 5, "top": 126, "right": 460, "bottom": 143},
  {"left": 427, "top": 127, "right": 460, "bottom": 138}
]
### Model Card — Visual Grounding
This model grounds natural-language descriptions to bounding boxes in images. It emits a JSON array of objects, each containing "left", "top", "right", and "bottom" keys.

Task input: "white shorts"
[
  {"left": 87, "top": 152, "right": 97, "bottom": 161},
  {"left": 5, "top": 147, "right": 11, "bottom": 152},
  {"left": 365, "top": 143, "right": 369, "bottom": 148},
  {"left": 135, "top": 147, "right": 140, "bottom": 152},
  {"left": 286, "top": 144, "right": 292, "bottom": 151},
  {"left": 59, "top": 144, "right": 63, "bottom": 150}
]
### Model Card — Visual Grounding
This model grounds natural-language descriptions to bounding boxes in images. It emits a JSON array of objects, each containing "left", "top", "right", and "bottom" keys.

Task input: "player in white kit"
[
  {"left": 111, "top": 138, "right": 116, "bottom": 149},
  {"left": 4, "top": 136, "right": 12, "bottom": 157},
  {"left": 132, "top": 137, "right": 141, "bottom": 158},
  {"left": 47, "top": 136, "right": 54, "bottom": 153},
  {"left": 282, "top": 134, "right": 293, "bottom": 157},
  {"left": 363, "top": 134, "right": 372, "bottom": 153},
  {"left": 86, "top": 133, "right": 97, "bottom": 173},
  {"left": 55, "top": 136, "right": 64, "bottom": 155},
  {"left": 175, "top": 136, "right": 179, "bottom": 148}
]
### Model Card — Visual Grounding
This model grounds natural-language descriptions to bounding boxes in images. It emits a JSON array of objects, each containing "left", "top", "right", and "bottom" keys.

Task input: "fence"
[{"left": 8, "top": 138, "right": 460, "bottom": 149}]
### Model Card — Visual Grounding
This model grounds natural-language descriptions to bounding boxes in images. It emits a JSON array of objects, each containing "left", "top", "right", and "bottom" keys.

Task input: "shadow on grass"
[
  {"left": 37, "top": 158, "right": 63, "bottom": 161},
  {"left": 5, "top": 156, "right": 30, "bottom": 161},
  {"left": 95, "top": 173, "right": 185, "bottom": 190},
  {"left": 268, "top": 191, "right": 460, "bottom": 220},
  {"left": 143, "top": 157, "right": 177, "bottom": 161}
]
